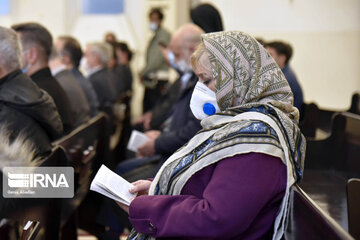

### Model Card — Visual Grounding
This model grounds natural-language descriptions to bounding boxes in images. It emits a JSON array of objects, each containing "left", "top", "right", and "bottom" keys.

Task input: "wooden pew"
[
  {"left": 300, "top": 112, "right": 360, "bottom": 231},
  {"left": 300, "top": 92, "right": 360, "bottom": 139},
  {"left": 21, "top": 221, "right": 41, "bottom": 240},
  {"left": 347, "top": 178, "right": 360, "bottom": 239},
  {"left": 52, "top": 113, "right": 108, "bottom": 239},
  {"left": 1, "top": 146, "right": 68, "bottom": 240},
  {"left": 284, "top": 184, "right": 354, "bottom": 240}
]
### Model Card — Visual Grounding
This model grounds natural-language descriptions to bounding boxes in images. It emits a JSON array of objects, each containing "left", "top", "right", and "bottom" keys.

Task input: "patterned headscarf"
[
  {"left": 128, "top": 31, "right": 306, "bottom": 240},
  {"left": 203, "top": 31, "right": 299, "bottom": 121}
]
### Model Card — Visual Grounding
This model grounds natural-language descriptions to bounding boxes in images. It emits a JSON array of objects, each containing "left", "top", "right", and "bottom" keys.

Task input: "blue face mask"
[
  {"left": 21, "top": 64, "right": 30, "bottom": 74},
  {"left": 168, "top": 50, "right": 178, "bottom": 70}
]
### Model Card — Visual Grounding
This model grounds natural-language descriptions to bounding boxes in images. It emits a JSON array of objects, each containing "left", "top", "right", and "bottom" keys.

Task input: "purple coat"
[{"left": 129, "top": 152, "right": 287, "bottom": 239}]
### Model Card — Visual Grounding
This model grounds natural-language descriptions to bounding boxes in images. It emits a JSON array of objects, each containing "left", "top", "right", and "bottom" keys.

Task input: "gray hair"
[
  {"left": 0, "top": 126, "right": 41, "bottom": 170},
  {"left": 88, "top": 42, "right": 112, "bottom": 66},
  {"left": 0, "top": 26, "right": 22, "bottom": 72}
]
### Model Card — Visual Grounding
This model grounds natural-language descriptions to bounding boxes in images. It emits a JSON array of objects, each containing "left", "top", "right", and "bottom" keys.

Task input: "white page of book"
[
  {"left": 90, "top": 165, "right": 136, "bottom": 205},
  {"left": 127, "top": 130, "right": 149, "bottom": 152}
]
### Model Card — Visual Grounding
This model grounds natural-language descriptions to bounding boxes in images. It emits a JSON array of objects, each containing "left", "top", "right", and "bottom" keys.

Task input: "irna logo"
[
  {"left": 8, "top": 172, "right": 69, "bottom": 188},
  {"left": 3, "top": 167, "right": 74, "bottom": 198}
]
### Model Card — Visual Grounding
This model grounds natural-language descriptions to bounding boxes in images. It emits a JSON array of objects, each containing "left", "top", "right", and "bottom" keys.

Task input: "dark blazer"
[
  {"left": 54, "top": 69, "right": 90, "bottom": 127},
  {"left": 0, "top": 70, "right": 63, "bottom": 155},
  {"left": 154, "top": 73, "right": 201, "bottom": 157},
  {"left": 113, "top": 64, "right": 133, "bottom": 95},
  {"left": 72, "top": 68, "right": 99, "bottom": 116},
  {"left": 31, "top": 67, "right": 74, "bottom": 133},
  {"left": 150, "top": 78, "right": 181, "bottom": 130},
  {"left": 88, "top": 68, "right": 117, "bottom": 109}
]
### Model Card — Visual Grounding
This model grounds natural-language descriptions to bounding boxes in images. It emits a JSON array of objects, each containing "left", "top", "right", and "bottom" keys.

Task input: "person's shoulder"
[
  {"left": 0, "top": 70, "right": 43, "bottom": 104},
  {"left": 157, "top": 27, "right": 171, "bottom": 42}
]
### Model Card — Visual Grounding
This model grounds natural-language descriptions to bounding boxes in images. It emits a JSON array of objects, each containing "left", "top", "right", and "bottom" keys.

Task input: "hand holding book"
[{"left": 90, "top": 165, "right": 136, "bottom": 206}]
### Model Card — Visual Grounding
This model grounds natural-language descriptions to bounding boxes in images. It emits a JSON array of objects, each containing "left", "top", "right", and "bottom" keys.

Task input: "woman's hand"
[
  {"left": 115, "top": 180, "right": 152, "bottom": 214},
  {"left": 130, "top": 180, "right": 152, "bottom": 196}
]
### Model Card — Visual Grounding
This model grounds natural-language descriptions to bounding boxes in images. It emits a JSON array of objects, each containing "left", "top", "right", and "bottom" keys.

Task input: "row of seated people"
[
  {"left": 5, "top": 22, "right": 133, "bottom": 150},
  {"left": 0, "top": 22, "right": 356, "bottom": 240},
  {"left": 0, "top": 23, "right": 133, "bottom": 239}
]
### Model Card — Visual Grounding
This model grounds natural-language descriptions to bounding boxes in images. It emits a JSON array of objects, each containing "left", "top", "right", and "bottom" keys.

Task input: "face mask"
[
  {"left": 21, "top": 50, "right": 30, "bottom": 74},
  {"left": 80, "top": 57, "right": 91, "bottom": 77},
  {"left": 168, "top": 50, "right": 178, "bottom": 70},
  {"left": 190, "top": 81, "right": 220, "bottom": 120},
  {"left": 21, "top": 64, "right": 30, "bottom": 74},
  {"left": 149, "top": 22, "right": 158, "bottom": 32}
]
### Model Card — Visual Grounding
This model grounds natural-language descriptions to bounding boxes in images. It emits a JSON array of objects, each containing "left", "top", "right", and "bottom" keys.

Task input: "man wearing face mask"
[
  {"left": 11, "top": 22, "right": 74, "bottom": 133},
  {"left": 140, "top": 8, "right": 171, "bottom": 113},
  {"left": 116, "top": 23, "right": 204, "bottom": 179}
]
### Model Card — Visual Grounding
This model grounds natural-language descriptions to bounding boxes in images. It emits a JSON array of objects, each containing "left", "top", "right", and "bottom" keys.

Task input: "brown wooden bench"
[
  {"left": 52, "top": 113, "right": 109, "bottom": 239},
  {"left": 300, "top": 92, "right": 360, "bottom": 139},
  {"left": 347, "top": 178, "right": 360, "bottom": 239},
  {"left": 1, "top": 146, "right": 68, "bottom": 240},
  {"left": 285, "top": 184, "right": 354, "bottom": 239},
  {"left": 300, "top": 112, "right": 360, "bottom": 231},
  {"left": 21, "top": 220, "right": 41, "bottom": 240}
]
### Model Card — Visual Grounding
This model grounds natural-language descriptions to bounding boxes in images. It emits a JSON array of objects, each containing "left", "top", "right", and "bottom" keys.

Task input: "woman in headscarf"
[
  {"left": 190, "top": 3, "right": 223, "bottom": 33},
  {"left": 117, "top": 31, "right": 306, "bottom": 240}
]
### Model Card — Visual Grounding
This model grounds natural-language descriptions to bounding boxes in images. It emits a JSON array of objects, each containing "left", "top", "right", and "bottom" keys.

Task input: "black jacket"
[
  {"left": 0, "top": 70, "right": 63, "bottom": 155},
  {"left": 154, "top": 73, "right": 201, "bottom": 157},
  {"left": 88, "top": 68, "right": 117, "bottom": 109},
  {"left": 31, "top": 67, "right": 74, "bottom": 133}
]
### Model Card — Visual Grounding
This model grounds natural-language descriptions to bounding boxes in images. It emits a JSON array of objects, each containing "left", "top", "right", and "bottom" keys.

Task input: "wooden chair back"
[
  {"left": 347, "top": 178, "right": 360, "bottom": 239},
  {"left": 284, "top": 185, "right": 353, "bottom": 240}
]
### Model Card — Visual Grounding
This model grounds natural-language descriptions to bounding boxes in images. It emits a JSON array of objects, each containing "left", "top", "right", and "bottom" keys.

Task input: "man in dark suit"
[
  {"left": 49, "top": 47, "right": 90, "bottom": 127},
  {"left": 56, "top": 36, "right": 99, "bottom": 116},
  {"left": 0, "top": 26, "right": 63, "bottom": 155},
  {"left": 83, "top": 42, "right": 117, "bottom": 110},
  {"left": 12, "top": 22, "right": 74, "bottom": 133},
  {"left": 116, "top": 23, "right": 204, "bottom": 176}
]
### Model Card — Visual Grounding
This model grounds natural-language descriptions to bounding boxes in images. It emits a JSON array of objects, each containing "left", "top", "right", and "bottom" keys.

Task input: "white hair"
[
  {"left": 0, "top": 127, "right": 42, "bottom": 171},
  {"left": 88, "top": 42, "right": 112, "bottom": 66},
  {"left": 0, "top": 26, "right": 22, "bottom": 72}
]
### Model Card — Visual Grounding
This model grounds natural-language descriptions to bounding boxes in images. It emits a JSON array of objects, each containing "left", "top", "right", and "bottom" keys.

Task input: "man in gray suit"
[
  {"left": 82, "top": 42, "right": 117, "bottom": 109},
  {"left": 49, "top": 47, "right": 90, "bottom": 127}
]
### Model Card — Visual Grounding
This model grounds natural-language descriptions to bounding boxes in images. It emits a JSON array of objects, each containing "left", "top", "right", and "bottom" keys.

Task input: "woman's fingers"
[{"left": 129, "top": 180, "right": 151, "bottom": 194}]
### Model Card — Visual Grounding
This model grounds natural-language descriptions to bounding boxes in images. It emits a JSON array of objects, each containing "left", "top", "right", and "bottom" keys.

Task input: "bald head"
[
  {"left": 170, "top": 23, "right": 204, "bottom": 51},
  {"left": 169, "top": 23, "right": 204, "bottom": 71}
]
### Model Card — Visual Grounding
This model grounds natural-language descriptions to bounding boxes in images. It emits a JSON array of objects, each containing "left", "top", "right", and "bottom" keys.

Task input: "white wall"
[
  {"left": 1, "top": 0, "right": 359, "bottom": 112},
  {"left": 0, "top": 0, "right": 190, "bottom": 117},
  {"left": 203, "top": 0, "right": 360, "bottom": 109}
]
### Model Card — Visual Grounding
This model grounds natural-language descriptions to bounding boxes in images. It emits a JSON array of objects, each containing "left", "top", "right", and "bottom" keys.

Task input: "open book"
[{"left": 90, "top": 165, "right": 136, "bottom": 205}]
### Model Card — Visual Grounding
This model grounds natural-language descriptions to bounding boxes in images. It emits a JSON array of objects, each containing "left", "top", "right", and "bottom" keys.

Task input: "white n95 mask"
[{"left": 190, "top": 82, "right": 220, "bottom": 120}]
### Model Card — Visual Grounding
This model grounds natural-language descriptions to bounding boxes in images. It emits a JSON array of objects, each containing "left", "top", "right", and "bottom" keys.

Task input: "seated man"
[
  {"left": 82, "top": 42, "right": 117, "bottom": 110},
  {"left": 116, "top": 24, "right": 204, "bottom": 177},
  {"left": 265, "top": 41, "right": 304, "bottom": 111},
  {"left": 49, "top": 47, "right": 90, "bottom": 127},
  {"left": 12, "top": 22, "right": 74, "bottom": 133},
  {"left": 0, "top": 26, "right": 62, "bottom": 156},
  {"left": 55, "top": 36, "right": 99, "bottom": 116}
]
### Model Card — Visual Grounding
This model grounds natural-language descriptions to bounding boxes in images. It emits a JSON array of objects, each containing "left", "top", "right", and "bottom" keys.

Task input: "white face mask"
[
  {"left": 177, "top": 58, "right": 192, "bottom": 73},
  {"left": 80, "top": 57, "right": 91, "bottom": 77},
  {"left": 190, "top": 82, "right": 220, "bottom": 120},
  {"left": 149, "top": 22, "right": 158, "bottom": 32}
]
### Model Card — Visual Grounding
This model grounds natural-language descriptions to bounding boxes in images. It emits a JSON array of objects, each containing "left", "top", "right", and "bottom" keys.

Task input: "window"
[
  {"left": 0, "top": 0, "right": 9, "bottom": 15},
  {"left": 83, "top": 0, "right": 124, "bottom": 14}
]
